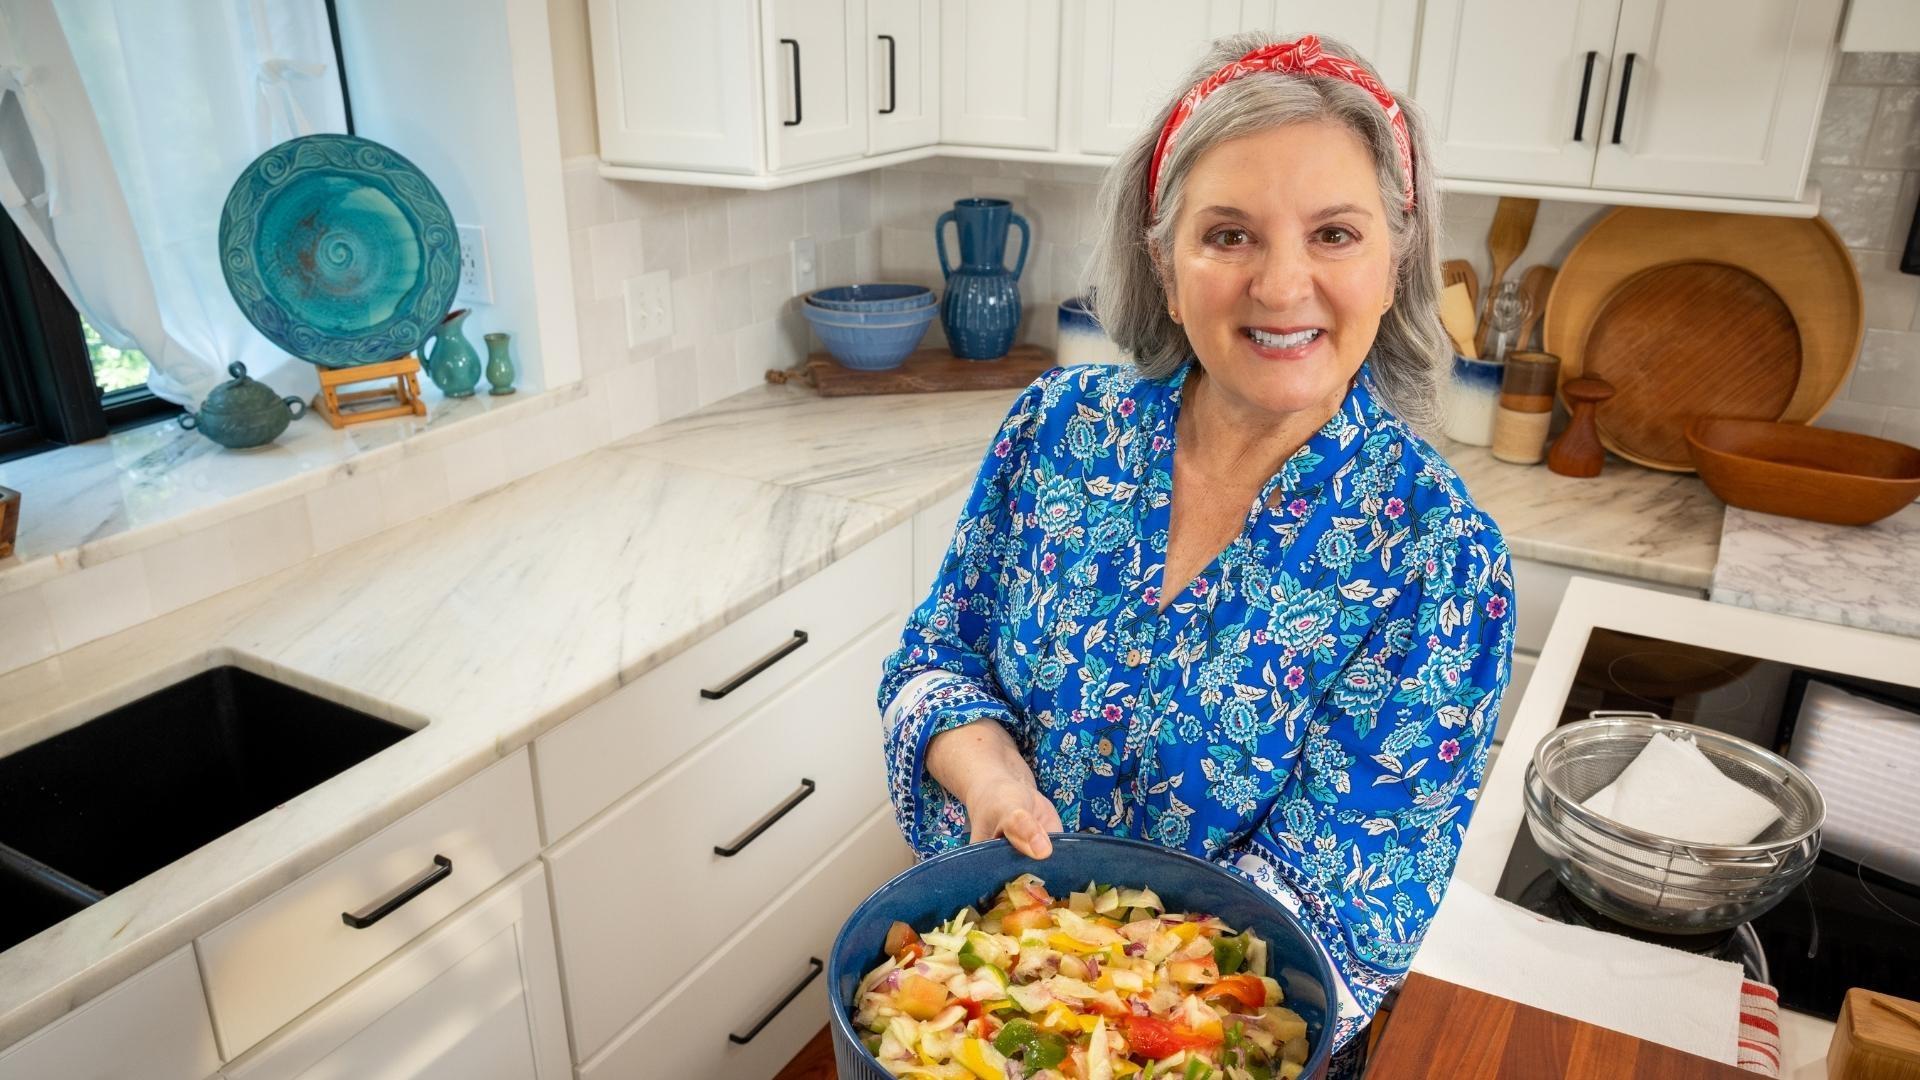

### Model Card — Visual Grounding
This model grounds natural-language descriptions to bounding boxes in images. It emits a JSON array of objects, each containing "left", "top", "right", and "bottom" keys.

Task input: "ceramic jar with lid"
[{"left": 178, "top": 362, "right": 308, "bottom": 449}]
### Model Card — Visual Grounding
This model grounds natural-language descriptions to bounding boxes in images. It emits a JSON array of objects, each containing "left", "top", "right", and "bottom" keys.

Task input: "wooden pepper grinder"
[{"left": 1548, "top": 378, "right": 1614, "bottom": 478}]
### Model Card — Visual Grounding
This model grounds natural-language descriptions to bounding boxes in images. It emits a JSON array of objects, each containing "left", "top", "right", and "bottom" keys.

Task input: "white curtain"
[{"left": 0, "top": 0, "right": 347, "bottom": 408}]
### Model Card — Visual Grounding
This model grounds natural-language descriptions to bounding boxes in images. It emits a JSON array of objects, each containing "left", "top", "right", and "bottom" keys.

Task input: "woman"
[{"left": 877, "top": 33, "right": 1514, "bottom": 1052}]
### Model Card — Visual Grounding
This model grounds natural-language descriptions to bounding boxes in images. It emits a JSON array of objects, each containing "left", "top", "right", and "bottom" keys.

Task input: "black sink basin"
[{"left": 0, "top": 665, "right": 415, "bottom": 952}]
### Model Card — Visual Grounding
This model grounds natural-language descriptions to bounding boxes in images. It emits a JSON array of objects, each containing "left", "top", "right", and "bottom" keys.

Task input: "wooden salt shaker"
[
  {"left": 1548, "top": 377, "right": 1614, "bottom": 478},
  {"left": 1490, "top": 351, "right": 1559, "bottom": 465}
]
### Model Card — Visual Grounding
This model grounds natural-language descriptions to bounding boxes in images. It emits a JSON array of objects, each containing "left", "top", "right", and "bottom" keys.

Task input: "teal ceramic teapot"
[{"left": 179, "top": 362, "right": 307, "bottom": 449}]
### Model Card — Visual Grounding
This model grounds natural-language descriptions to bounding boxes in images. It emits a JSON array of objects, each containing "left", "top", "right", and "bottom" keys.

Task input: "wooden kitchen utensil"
[
  {"left": 1828, "top": 988, "right": 1920, "bottom": 1080},
  {"left": 773, "top": 344, "right": 1055, "bottom": 397},
  {"left": 1476, "top": 197, "right": 1538, "bottom": 355},
  {"left": 1515, "top": 264, "right": 1555, "bottom": 351},
  {"left": 1545, "top": 207, "right": 1863, "bottom": 472},
  {"left": 1442, "top": 259, "right": 1479, "bottom": 312},
  {"left": 1367, "top": 973, "right": 1753, "bottom": 1079},
  {"left": 1440, "top": 282, "right": 1479, "bottom": 358},
  {"left": 0, "top": 485, "right": 17, "bottom": 559},
  {"left": 1549, "top": 377, "right": 1614, "bottom": 478},
  {"left": 1579, "top": 262, "right": 1803, "bottom": 471}
]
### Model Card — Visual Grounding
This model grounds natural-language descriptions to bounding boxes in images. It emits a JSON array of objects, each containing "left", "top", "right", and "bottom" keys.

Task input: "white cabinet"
[
  {"left": 766, "top": 0, "right": 871, "bottom": 170},
  {"left": 1414, "top": 0, "right": 1842, "bottom": 201},
  {"left": 1413, "top": 0, "right": 1626, "bottom": 187},
  {"left": 591, "top": 0, "right": 762, "bottom": 172},
  {"left": 1074, "top": 1, "right": 1247, "bottom": 156},
  {"left": 911, "top": 487, "right": 970, "bottom": 601},
  {"left": 869, "top": 0, "right": 942, "bottom": 154},
  {"left": 941, "top": 0, "right": 1061, "bottom": 149},
  {"left": 1591, "top": 0, "right": 1842, "bottom": 200},
  {"left": 222, "top": 865, "right": 570, "bottom": 1080},
  {"left": 0, "top": 947, "right": 218, "bottom": 1080}
]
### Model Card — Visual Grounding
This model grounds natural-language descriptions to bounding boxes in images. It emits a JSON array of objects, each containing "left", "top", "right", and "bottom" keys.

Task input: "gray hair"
[{"left": 1087, "top": 33, "right": 1448, "bottom": 432}]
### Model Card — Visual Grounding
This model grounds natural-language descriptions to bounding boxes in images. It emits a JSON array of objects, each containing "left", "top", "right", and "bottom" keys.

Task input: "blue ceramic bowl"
[
  {"left": 826, "top": 835, "right": 1336, "bottom": 1080},
  {"left": 801, "top": 302, "right": 936, "bottom": 371},
  {"left": 807, "top": 284, "right": 936, "bottom": 312}
]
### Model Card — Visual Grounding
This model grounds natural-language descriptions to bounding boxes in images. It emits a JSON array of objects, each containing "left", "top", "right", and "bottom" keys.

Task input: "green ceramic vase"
[
  {"left": 423, "top": 308, "right": 481, "bottom": 397},
  {"left": 484, "top": 332, "right": 516, "bottom": 395}
]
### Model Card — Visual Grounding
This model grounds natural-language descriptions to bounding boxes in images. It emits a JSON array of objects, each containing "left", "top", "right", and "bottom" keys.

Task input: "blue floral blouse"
[{"left": 877, "top": 360, "right": 1514, "bottom": 1047}]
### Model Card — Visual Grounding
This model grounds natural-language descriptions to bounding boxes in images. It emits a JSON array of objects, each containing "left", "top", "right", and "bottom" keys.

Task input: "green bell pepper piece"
[
  {"left": 992, "top": 1018, "right": 1069, "bottom": 1070},
  {"left": 1213, "top": 934, "right": 1248, "bottom": 976},
  {"left": 957, "top": 937, "right": 985, "bottom": 972}
]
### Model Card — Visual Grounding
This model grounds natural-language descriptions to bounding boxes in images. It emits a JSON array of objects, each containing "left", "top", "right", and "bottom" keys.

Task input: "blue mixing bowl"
[
  {"left": 801, "top": 302, "right": 936, "bottom": 371},
  {"left": 826, "top": 835, "right": 1336, "bottom": 1079},
  {"left": 808, "top": 284, "right": 936, "bottom": 312}
]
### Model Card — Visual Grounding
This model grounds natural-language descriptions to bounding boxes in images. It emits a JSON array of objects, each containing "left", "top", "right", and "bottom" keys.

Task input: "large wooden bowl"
[{"left": 1685, "top": 418, "right": 1920, "bottom": 526}]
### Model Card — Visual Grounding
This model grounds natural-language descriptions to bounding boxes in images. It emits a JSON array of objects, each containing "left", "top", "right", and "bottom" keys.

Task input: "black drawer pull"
[
  {"left": 699, "top": 629, "right": 809, "bottom": 700},
  {"left": 1572, "top": 50, "right": 1597, "bottom": 141},
  {"left": 714, "top": 779, "right": 815, "bottom": 857},
  {"left": 728, "top": 957, "right": 823, "bottom": 1045},
  {"left": 879, "top": 34, "right": 898, "bottom": 114},
  {"left": 781, "top": 38, "right": 802, "bottom": 126},
  {"left": 341, "top": 854, "right": 452, "bottom": 929},
  {"left": 1611, "top": 52, "right": 1637, "bottom": 145}
]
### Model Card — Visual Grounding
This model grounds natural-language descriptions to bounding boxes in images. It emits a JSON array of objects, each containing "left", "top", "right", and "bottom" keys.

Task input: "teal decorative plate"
[{"left": 219, "top": 134, "right": 459, "bottom": 368}]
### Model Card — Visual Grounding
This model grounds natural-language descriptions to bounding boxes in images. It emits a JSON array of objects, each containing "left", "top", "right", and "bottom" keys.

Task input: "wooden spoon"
[
  {"left": 1442, "top": 260, "right": 1478, "bottom": 313},
  {"left": 1477, "top": 198, "right": 1539, "bottom": 354},
  {"left": 1515, "top": 265, "right": 1556, "bottom": 352}
]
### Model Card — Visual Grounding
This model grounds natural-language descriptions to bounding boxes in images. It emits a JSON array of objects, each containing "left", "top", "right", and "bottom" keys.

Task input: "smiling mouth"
[{"left": 1245, "top": 327, "right": 1324, "bottom": 349}]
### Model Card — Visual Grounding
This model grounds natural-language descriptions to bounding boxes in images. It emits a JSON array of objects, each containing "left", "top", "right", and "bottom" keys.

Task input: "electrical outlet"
[
  {"left": 456, "top": 225, "right": 493, "bottom": 304},
  {"left": 791, "top": 236, "right": 818, "bottom": 296},
  {"left": 624, "top": 270, "right": 672, "bottom": 346}
]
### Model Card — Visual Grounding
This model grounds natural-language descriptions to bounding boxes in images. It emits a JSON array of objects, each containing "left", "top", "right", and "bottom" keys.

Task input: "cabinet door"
[
  {"left": 912, "top": 487, "right": 970, "bottom": 601},
  {"left": 591, "top": 0, "right": 762, "bottom": 172},
  {"left": 0, "top": 948, "right": 218, "bottom": 1080},
  {"left": 767, "top": 0, "right": 870, "bottom": 170},
  {"left": 1591, "top": 0, "right": 1842, "bottom": 200},
  {"left": 1075, "top": 0, "right": 1246, "bottom": 156},
  {"left": 942, "top": 0, "right": 1061, "bottom": 149},
  {"left": 869, "top": 0, "right": 941, "bottom": 153},
  {"left": 1412, "top": 0, "right": 1623, "bottom": 186},
  {"left": 1268, "top": 0, "right": 1420, "bottom": 92},
  {"left": 224, "top": 865, "right": 569, "bottom": 1080}
]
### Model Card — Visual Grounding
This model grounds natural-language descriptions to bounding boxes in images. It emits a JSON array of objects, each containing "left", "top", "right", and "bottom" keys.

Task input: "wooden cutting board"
[
  {"left": 774, "top": 345, "right": 1057, "bottom": 397},
  {"left": 1366, "top": 973, "right": 1752, "bottom": 1079},
  {"left": 1545, "top": 207, "right": 1864, "bottom": 473},
  {"left": 1582, "top": 262, "right": 1803, "bottom": 471}
]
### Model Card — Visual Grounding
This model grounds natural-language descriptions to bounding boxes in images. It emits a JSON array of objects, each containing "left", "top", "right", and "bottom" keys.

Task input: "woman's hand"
[{"left": 925, "top": 719, "right": 1062, "bottom": 859}]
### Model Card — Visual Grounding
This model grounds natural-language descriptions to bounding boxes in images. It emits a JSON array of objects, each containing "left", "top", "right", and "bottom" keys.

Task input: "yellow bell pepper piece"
[
  {"left": 954, "top": 1036, "right": 1007, "bottom": 1080},
  {"left": 1170, "top": 922, "right": 1204, "bottom": 944},
  {"left": 1040, "top": 1002, "right": 1102, "bottom": 1034},
  {"left": 1047, "top": 932, "right": 1110, "bottom": 956}
]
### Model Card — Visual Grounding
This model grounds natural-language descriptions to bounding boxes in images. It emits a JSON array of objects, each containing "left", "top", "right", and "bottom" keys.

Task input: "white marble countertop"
[
  {"left": 1711, "top": 502, "right": 1920, "bottom": 639},
  {"left": 0, "top": 376, "right": 1724, "bottom": 1050}
]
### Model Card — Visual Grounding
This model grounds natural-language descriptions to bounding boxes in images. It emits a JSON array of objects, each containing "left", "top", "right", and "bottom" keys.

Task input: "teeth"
[{"left": 1249, "top": 328, "right": 1320, "bottom": 348}]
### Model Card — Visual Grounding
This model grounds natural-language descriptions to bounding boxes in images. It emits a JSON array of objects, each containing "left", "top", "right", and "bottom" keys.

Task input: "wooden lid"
[{"left": 1847, "top": 989, "right": 1920, "bottom": 1056}]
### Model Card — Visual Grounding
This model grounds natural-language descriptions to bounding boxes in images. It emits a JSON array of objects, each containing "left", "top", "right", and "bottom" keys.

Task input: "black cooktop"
[{"left": 1493, "top": 628, "right": 1920, "bottom": 1021}]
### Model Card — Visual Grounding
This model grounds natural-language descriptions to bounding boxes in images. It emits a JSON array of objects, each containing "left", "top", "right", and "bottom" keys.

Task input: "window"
[{"left": 0, "top": 0, "right": 354, "bottom": 463}]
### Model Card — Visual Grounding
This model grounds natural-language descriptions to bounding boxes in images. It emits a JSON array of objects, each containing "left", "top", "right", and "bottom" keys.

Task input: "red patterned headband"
[{"left": 1146, "top": 34, "right": 1416, "bottom": 221}]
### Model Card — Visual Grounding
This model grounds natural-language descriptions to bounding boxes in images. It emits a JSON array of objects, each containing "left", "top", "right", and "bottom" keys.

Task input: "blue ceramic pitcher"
[{"left": 935, "top": 198, "right": 1030, "bottom": 360}]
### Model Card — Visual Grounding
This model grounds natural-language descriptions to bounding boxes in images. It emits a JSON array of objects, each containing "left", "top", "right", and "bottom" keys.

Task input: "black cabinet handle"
[
  {"left": 1611, "top": 52, "right": 1637, "bottom": 145},
  {"left": 700, "top": 630, "right": 808, "bottom": 700},
  {"left": 341, "top": 854, "right": 451, "bottom": 929},
  {"left": 1572, "top": 50, "right": 1597, "bottom": 141},
  {"left": 714, "top": 779, "right": 815, "bottom": 857},
  {"left": 781, "top": 38, "right": 802, "bottom": 126},
  {"left": 878, "top": 34, "right": 898, "bottom": 114},
  {"left": 728, "top": 957, "right": 823, "bottom": 1045}
]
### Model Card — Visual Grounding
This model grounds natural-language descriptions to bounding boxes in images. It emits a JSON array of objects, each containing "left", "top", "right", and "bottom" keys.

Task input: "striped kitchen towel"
[{"left": 1737, "top": 980, "right": 1782, "bottom": 1076}]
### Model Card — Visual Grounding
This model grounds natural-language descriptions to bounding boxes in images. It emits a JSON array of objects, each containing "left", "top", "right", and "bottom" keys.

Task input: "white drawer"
[
  {"left": 546, "top": 613, "right": 903, "bottom": 1060},
  {"left": 1511, "top": 557, "right": 1704, "bottom": 655},
  {"left": 535, "top": 524, "right": 912, "bottom": 842},
  {"left": 199, "top": 750, "right": 540, "bottom": 1058},
  {"left": 579, "top": 805, "right": 913, "bottom": 1080},
  {"left": 0, "top": 947, "right": 218, "bottom": 1080}
]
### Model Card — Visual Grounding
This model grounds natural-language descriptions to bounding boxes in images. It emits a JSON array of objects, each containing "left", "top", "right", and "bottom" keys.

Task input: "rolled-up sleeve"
[
  {"left": 878, "top": 372, "right": 1056, "bottom": 857},
  {"left": 1223, "top": 523, "right": 1515, "bottom": 1049}
]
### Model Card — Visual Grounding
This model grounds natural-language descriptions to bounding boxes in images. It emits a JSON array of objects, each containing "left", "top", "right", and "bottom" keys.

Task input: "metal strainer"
[{"left": 1523, "top": 712, "right": 1825, "bottom": 934}]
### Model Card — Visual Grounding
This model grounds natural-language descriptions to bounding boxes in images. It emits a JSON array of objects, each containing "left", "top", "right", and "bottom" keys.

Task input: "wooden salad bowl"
[{"left": 1684, "top": 418, "right": 1920, "bottom": 526}]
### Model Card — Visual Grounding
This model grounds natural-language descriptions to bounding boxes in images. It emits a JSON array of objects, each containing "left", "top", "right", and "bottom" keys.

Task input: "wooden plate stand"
[{"left": 313, "top": 357, "right": 429, "bottom": 429}]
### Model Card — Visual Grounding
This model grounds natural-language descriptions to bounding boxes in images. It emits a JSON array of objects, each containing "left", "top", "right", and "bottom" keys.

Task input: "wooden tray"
[
  {"left": 1545, "top": 207, "right": 1863, "bottom": 473},
  {"left": 1367, "top": 973, "right": 1752, "bottom": 1079},
  {"left": 771, "top": 345, "right": 1056, "bottom": 397}
]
